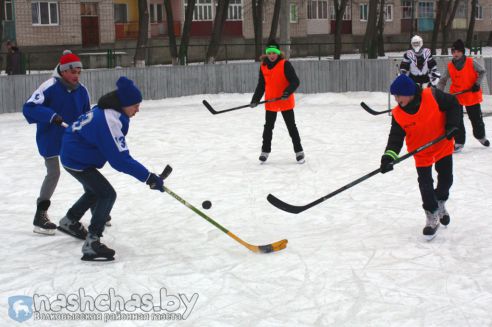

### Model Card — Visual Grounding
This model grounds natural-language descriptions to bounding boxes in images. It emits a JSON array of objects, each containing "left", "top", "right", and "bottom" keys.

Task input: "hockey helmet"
[{"left": 411, "top": 35, "right": 423, "bottom": 52}]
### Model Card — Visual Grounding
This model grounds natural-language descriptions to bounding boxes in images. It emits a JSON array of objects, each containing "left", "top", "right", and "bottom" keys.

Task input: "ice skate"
[
  {"left": 81, "top": 234, "right": 115, "bottom": 261},
  {"left": 105, "top": 215, "right": 112, "bottom": 227},
  {"left": 259, "top": 152, "right": 269, "bottom": 164},
  {"left": 454, "top": 144, "right": 464, "bottom": 153},
  {"left": 437, "top": 200, "right": 450, "bottom": 226},
  {"left": 479, "top": 138, "right": 490, "bottom": 147},
  {"left": 57, "top": 216, "right": 88, "bottom": 240},
  {"left": 296, "top": 151, "right": 305, "bottom": 164},
  {"left": 33, "top": 200, "right": 57, "bottom": 235},
  {"left": 423, "top": 210, "right": 440, "bottom": 241}
]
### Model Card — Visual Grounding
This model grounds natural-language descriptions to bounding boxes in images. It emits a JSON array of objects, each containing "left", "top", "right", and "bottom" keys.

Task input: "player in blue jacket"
[
  {"left": 60, "top": 77, "right": 165, "bottom": 261},
  {"left": 23, "top": 50, "right": 90, "bottom": 236}
]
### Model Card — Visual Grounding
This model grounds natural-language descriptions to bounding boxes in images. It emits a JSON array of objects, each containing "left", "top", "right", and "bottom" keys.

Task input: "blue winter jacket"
[
  {"left": 22, "top": 70, "right": 91, "bottom": 157},
  {"left": 60, "top": 107, "right": 150, "bottom": 183}
]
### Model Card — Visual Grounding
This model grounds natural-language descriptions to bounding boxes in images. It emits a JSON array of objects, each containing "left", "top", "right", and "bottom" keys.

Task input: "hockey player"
[
  {"left": 399, "top": 35, "right": 441, "bottom": 87},
  {"left": 437, "top": 39, "right": 489, "bottom": 152},
  {"left": 23, "top": 50, "right": 90, "bottom": 236},
  {"left": 60, "top": 77, "right": 165, "bottom": 261},
  {"left": 380, "top": 74, "right": 461, "bottom": 240},
  {"left": 250, "top": 39, "right": 305, "bottom": 164}
]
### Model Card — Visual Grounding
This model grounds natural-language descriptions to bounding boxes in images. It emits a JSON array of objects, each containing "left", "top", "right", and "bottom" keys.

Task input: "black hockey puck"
[{"left": 202, "top": 200, "right": 212, "bottom": 209}]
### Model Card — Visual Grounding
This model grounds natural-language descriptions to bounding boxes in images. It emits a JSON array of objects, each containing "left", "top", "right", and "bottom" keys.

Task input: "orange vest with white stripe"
[
  {"left": 449, "top": 57, "right": 482, "bottom": 106},
  {"left": 392, "top": 88, "right": 454, "bottom": 167},
  {"left": 261, "top": 59, "right": 295, "bottom": 112}
]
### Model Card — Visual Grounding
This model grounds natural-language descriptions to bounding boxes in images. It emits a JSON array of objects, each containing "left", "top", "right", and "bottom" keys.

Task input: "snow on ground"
[{"left": 1, "top": 92, "right": 492, "bottom": 326}]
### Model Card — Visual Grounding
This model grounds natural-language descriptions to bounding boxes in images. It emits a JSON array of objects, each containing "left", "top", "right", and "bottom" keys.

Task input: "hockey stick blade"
[
  {"left": 266, "top": 194, "right": 309, "bottom": 214},
  {"left": 360, "top": 102, "right": 392, "bottom": 115},
  {"left": 202, "top": 100, "right": 219, "bottom": 114}
]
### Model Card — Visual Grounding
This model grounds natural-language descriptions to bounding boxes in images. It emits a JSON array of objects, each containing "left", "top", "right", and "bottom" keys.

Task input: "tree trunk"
[
  {"left": 465, "top": 0, "right": 478, "bottom": 49},
  {"left": 134, "top": 0, "right": 150, "bottom": 66},
  {"left": 440, "top": 0, "right": 461, "bottom": 55},
  {"left": 333, "top": 0, "right": 348, "bottom": 60},
  {"left": 279, "top": 0, "right": 290, "bottom": 58},
  {"left": 163, "top": 0, "right": 178, "bottom": 65},
  {"left": 409, "top": 0, "right": 416, "bottom": 38},
  {"left": 488, "top": 31, "right": 492, "bottom": 46},
  {"left": 430, "top": 0, "right": 443, "bottom": 55},
  {"left": 179, "top": 0, "right": 196, "bottom": 65},
  {"left": 362, "top": 0, "right": 378, "bottom": 58},
  {"left": 252, "top": 0, "right": 264, "bottom": 61},
  {"left": 206, "top": 0, "right": 230, "bottom": 64},
  {"left": 377, "top": 0, "right": 386, "bottom": 57},
  {"left": 269, "top": 0, "right": 281, "bottom": 40},
  {"left": 0, "top": 0, "right": 4, "bottom": 71}
]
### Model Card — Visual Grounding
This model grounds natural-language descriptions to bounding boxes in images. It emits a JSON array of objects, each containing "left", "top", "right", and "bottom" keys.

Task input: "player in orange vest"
[
  {"left": 380, "top": 75, "right": 461, "bottom": 240},
  {"left": 250, "top": 40, "right": 304, "bottom": 164},
  {"left": 437, "top": 39, "right": 489, "bottom": 152}
]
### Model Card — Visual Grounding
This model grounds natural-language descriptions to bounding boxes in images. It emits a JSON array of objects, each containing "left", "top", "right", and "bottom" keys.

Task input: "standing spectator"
[{"left": 6, "top": 41, "right": 25, "bottom": 75}]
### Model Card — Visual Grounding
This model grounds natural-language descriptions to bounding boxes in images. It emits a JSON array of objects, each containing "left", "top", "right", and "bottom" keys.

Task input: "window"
[
  {"left": 114, "top": 3, "right": 128, "bottom": 23},
  {"left": 81, "top": 3, "right": 98, "bottom": 16},
  {"left": 290, "top": 3, "right": 298, "bottom": 23},
  {"left": 475, "top": 4, "right": 483, "bottom": 20},
  {"left": 150, "top": 3, "right": 163, "bottom": 23},
  {"left": 184, "top": 0, "right": 213, "bottom": 21},
  {"left": 384, "top": 4, "right": 393, "bottom": 21},
  {"left": 3, "top": 0, "right": 13, "bottom": 21},
  {"left": 455, "top": 2, "right": 466, "bottom": 18},
  {"left": 330, "top": 2, "right": 351, "bottom": 20},
  {"left": 360, "top": 3, "right": 368, "bottom": 21},
  {"left": 308, "top": 0, "right": 328, "bottom": 19},
  {"left": 227, "top": 0, "right": 242, "bottom": 20},
  {"left": 418, "top": 1, "right": 433, "bottom": 19},
  {"left": 32, "top": 1, "right": 59, "bottom": 25},
  {"left": 401, "top": 0, "right": 413, "bottom": 19}
]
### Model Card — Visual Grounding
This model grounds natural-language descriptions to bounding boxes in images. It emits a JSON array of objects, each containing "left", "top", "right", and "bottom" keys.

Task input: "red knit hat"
[{"left": 59, "top": 50, "right": 82, "bottom": 71}]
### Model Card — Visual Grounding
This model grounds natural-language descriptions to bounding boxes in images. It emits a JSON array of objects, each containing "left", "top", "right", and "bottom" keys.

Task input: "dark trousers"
[
  {"left": 262, "top": 109, "right": 303, "bottom": 153},
  {"left": 455, "top": 104, "right": 486, "bottom": 145},
  {"left": 416, "top": 155, "right": 453, "bottom": 213},
  {"left": 65, "top": 168, "right": 116, "bottom": 236}
]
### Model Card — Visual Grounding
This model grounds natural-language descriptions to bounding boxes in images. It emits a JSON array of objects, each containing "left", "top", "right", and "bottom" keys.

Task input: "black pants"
[
  {"left": 416, "top": 155, "right": 453, "bottom": 213},
  {"left": 65, "top": 168, "right": 117, "bottom": 237},
  {"left": 262, "top": 109, "right": 303, "bottom": 153},
  {"left": 455, "top": 104, "right": 486, "bottom": 145}
]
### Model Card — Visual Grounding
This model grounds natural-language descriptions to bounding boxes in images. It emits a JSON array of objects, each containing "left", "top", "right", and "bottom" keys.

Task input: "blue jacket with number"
[
  {"left": 22, "top": 70, "right": 91, "bottom": 157},
  {"left": 60, "top": 107, "right": 150, "bottom": 182}
]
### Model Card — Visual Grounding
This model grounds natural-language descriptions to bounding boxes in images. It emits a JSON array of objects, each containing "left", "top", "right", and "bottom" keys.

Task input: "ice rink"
[{"left": 1, "top": 92, "right": 491, "bottom": 326}]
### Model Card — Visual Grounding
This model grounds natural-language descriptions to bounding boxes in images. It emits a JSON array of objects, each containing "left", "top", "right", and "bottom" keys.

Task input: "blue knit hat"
[
  {"left": 116, "top": 77, "right": 142, "bottom": 107},
  {"left": 390, "top": 75, "right": 417, "bottom": 96}
]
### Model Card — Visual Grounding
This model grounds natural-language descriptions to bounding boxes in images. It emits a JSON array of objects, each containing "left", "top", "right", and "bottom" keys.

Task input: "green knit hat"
[{"left": 265, "top": 40, "right": 281, "bottom": 55}]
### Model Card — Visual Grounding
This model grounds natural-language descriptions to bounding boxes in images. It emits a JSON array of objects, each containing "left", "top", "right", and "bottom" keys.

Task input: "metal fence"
[{"left": 1, "top": 57, "right": 491, "bottom": 114}]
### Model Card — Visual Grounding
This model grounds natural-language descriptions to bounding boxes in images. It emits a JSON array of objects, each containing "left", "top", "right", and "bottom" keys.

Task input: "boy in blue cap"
[{"left": 60, "top": 77, "right": 165, "bottom": 261}]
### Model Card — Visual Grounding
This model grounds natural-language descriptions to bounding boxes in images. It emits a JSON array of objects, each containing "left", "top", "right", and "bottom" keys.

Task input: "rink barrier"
[{"left": 0, "top": 58, "right": 491, "bottom": 114}]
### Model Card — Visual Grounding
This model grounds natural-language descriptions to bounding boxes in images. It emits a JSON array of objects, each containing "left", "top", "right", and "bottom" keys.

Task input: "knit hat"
[
  {"left": 265, "top": 40, "right": 281, "bottom": 55},
  {"left": 390, "top": 74, "right": 417, "bottom": 96},
  {"left": 452, "top": 39, "right": 465, "bottom": 53},
  {"left": 59, "top": 50, "right": 82, "bottom": 72},
  {"left": 116, "top": 76, "right": 142, "bottom": 107}
]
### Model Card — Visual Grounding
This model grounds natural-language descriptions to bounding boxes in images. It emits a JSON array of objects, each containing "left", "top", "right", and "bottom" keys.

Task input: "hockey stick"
[
  {"left": 159, "top": 169, "right": 287, "bottom": 253},
  {"left": 202, "top": 97, "right": 283, "bottom": 115},
  {"left": 267, "top": 134, "right": 448, "bottom": 214}
]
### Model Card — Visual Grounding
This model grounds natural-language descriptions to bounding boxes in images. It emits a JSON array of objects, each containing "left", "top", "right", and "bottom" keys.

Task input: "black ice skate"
[
  {"left": 57, "top": 216, "right": 88, "bottom": 240},
  {"left": 479, "top": 138, "right": 490, "bottom": 147},
  {"left": 81, "top": 234, "right": 115, "bottom": 261},
  {"left": 437, "top": 200, "right": 450, "bottom": 226},
  {"left": 33, "top": 200, "right": 57, "bottom": 235},
  {"left": 105, "top": 215, "right": 112, "bottom": 227},
  {"left": 259, "top": 152, "right": 269, "bottom": 164},
  {"left": 423, "top": 210, "right": 440, "bottom": 241},
  {"left": 296, "top": 151, "right": 305, "bottom": 164}
]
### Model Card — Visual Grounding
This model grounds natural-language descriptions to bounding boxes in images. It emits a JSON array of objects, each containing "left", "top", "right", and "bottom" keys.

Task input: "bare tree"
[
  {"left": 377, "top": 0, "right": 386, "bottom": 57},
  {"left": 465, "top": 0, "right": 478, "bottom": 49},
  {"left": 134, "top": 0, "right": 150, "bottom": 66},
  {"left": 251, "top": 0, "right": 264, "bottom": 61},
  {"left": 179, "top": 0, "right": 196, "bottom": 65},
  {"left": 163, "top": 0, "right": 178, "bottom": 64},
  {"left": 440, "top": 0, "right": 461, "bottom": 55},
  {"left": 430, "top": 0, "right": 444, "bottom": 55},
  {"left": 0, "top": 0, "right": 4, "bottom": 71},
  {"left": 333, "top": 0, "right": 349, "bottom": 60},
  {"left": 269, "top": 0, "right": 281, "bottom": 40},
  {"left": 362, "top": 0, "right": 378, "bottom": 58},
  {"left": 206, "top": 0, "right": 231, "bottom": 63}
]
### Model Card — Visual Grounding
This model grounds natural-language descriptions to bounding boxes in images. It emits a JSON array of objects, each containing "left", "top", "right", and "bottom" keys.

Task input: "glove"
[
  {"left": 445, "top": 126, "right": 459, "bottom": 140},
  {"left": 380, "top": 150, "right": 398, "bottom": 174},
  {"left": 249, "top": 102, "right": 258, "bottom": 108},
  {"left": 281, "top": 91, "right": 290, "bottom": 100},
  {"left": 146, "top": 173, "right": 164, "bottom": 192},
  {"left": 471, "top": 84, "right": 480, "bottom": 92},
  {"left": 51, "top": 114, "right": 64, "bottom": 126}
]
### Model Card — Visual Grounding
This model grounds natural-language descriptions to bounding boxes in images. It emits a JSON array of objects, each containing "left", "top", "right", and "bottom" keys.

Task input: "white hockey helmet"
[{"left": 411, "top": 35, "right": 423, "bottom": 52}]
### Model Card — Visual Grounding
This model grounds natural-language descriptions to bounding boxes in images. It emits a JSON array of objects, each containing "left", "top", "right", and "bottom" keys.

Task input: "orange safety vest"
[
  {"left": 392, "top": 88, "right": 454, "bottom": 167},
  {"left": 448, "top": 57, "right": 482, "bottom": 106},
  {"left": 261, "top": 59, "right": 295, "bottom": 112}
]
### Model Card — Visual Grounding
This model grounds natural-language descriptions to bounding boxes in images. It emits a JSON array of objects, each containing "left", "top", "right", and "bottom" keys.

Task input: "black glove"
[
  {"left": 471, "top": 84, "right": 480, "bottom": 92},
  {"left": 146, "top": 173, "right": 164, "bottom": 192},
  {"left": 249, "top": 102, "right": 258, "bottom": 108},
  {"left": 380, "top": 150, "right": 398, "bottom": 174},
  {"left": 51, "top": 114, "right": 64, "bottom": 126},
  {"left": 445, "top": 126, "right": 459, "bottom": 140},
  {"left": 281, "top": 91, "right": 290, "bottom": 100}
]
